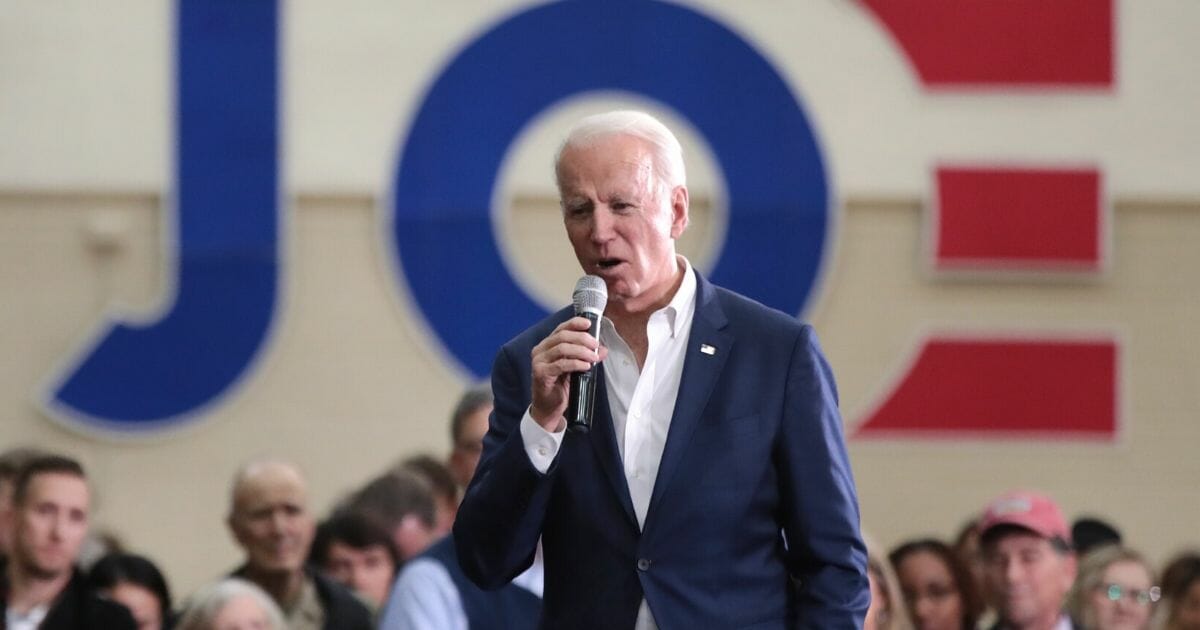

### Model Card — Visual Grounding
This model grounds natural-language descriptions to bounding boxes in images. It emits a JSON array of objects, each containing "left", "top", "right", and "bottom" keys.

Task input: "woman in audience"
[
  {"left": 1067, "top": 545, "right": 1158, "bottom": 630},
  {"left": 175, "top": 578, "right": 285, "bottom": 630},
  {"left": 1160, "top": 552, "right": 1200, "bottom": 630},
  {"left": 889, "top": 538, "right": 982, "bottom": 630},
  {"left": 88, "top": 552, "right": 175, "bottom": 630},
  {"left": 866, "top": 537, "right": 915, "bottom": 630}
]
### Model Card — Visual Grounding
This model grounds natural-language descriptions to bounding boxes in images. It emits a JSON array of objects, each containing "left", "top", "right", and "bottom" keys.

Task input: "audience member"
[
  {"left": 175, "top": 578, "right": 285, "bottom": 630},
  {"left": 1161, "top": 552, "right": 1200, "bottom": 630},
  {"left": 1067, "top": 545, "right": 1158, "bottom": 630},
  {"left": 445, "top": 385, "right": 492, "bottom": 491},
  {"left": 310, "top": 510, "right": 399, "bottom": 611},
  {"left": 379, "top": 386, "right": 542, "bottom": 630},
  {"left": 0, "top": 447, "right": 46, "bottom": 562},
  {"left": 979, "top": 490, "right": 1078, "bottom": 630},
  {"left": 954, "top": 517, "right": 995, "bottom": 627},
  {"left": 866, "top": 538, "right": 915, "bottom": 630},
  {"left": 1071, "top": 518, "right": 1123, "bottom": 557},
  {"left": 225, "top": 460, "right": 371, "bottom": 630},
  {"left": 890, "top": 538, "right": 983, "bottom": 630},
  {"left": 396, "top": 455, "right": 458, "bottom": 537},
  {"left": 88, "top": 552, "right": 175, "bottom": 630},
  {"left": 342, "top": 469, "right": 438, "bottom": 562},
  {"left": 0, "top": 454, "right": 136, "bottom": 629}
]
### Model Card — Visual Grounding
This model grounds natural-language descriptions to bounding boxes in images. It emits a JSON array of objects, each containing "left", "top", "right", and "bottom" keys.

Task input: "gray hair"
[
  {"left": 555, "top": 110, "right": 687, "bottom": 193},
  {"left": 176, "top": 578, "right": 286, "bottom": 630}
]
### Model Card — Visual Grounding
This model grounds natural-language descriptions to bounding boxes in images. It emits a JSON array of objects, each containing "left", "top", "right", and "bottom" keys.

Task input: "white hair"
[
  {"left": 555, "top": 110, "right": 687, "bottom": 192},
  {"left": 176, "top": 578, "right": 286, "bottom": 630}
]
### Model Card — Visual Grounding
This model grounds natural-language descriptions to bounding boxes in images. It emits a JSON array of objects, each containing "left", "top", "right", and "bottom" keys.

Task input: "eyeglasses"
[{"left": 1098, "top": 583, "right": 1161, "bottom": 605}]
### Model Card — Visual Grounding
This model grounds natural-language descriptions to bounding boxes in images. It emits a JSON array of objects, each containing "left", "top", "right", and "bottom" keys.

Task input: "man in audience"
[
  {"left": 397, "top": 455, "right": 459, "bottom": 537},
  {"left": 379, "top": 387, "right": 542, "bottom": 630},
  {"left": 226, "top": 459, "right": 372, "bottom": 630},
  {"left": 445, "top": 386, "right": 492, "bottom": 492},
  {"left": 979, "top": 490, "right": 1078, "bottom": 630},
  {"left": 0, "top": 454, "right": 136, "bottom": 628},
  {"left": 343, "top": 469, "right": 439, "bottom": 562},
  {"left": 310, "top": 510, "right": 400, "bottom": 612}
]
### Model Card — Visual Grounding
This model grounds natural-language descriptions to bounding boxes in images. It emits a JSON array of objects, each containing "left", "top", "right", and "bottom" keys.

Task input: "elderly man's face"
[
  {"left": 983, "top": 531, "right": 1076, "bottom": 629},
  {"left": 558, "top": 134, "right": 688, "bottom": 313},
  {"left": 229, "top": 464, "right": 315, "bottom": 575},
  {"left": 12, "top": 472, "right": 90, "bottom": 579}
]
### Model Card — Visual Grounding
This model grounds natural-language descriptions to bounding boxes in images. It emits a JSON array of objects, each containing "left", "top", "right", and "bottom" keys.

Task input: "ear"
[
  {"left": 669, "top": 185, "right": 689, "bottom": 239},
  {"left": 227, "top": 513, "right": 245, "bottom": 545}
]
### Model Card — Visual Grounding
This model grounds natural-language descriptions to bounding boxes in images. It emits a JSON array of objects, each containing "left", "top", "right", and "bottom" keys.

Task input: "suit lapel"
[
  {"left": 644, "top": 274, "right": 731, "bottom": 525},
  {"left": 588, "top": 365, "right": 639, "bottom": 527}
]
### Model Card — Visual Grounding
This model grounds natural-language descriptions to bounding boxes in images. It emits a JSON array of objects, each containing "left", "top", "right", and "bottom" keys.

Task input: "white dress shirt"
[
  {"left": 5, "top": 604, "right": 48, "bottom": 630},
  {"left": 521, "top": 257, "right": 697, "bottom": 630}
]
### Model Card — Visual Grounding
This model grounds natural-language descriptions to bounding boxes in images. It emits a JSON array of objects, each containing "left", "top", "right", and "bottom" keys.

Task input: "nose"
[
  {"left": 914, "top": 597, "right": 934, "bottom": 623},
  {"left": 1114, "top": 595, "right": 1139, "bottom": 614},
  {"left": 1003, "top": 558, "right": 1023, "bottom": 584},
  {"left": 589, "top": 207, "right": 615, "bottom": 243},
  {"left": 50, "top": 515, "right": 66, "bottom": 541},
  {"left": 268, "top": 510, "right": 289, "bottom": 535}
]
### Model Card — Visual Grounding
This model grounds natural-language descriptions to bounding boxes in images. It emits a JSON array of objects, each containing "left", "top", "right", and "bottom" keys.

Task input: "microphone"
[{"left": 566, "top": 275, "right": 607, "bottom": 433}]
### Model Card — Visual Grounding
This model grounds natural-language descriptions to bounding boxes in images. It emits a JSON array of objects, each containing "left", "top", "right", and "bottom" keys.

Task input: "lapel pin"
[{"left": 700, "top": 344, "right": 716, "bottom": 356}]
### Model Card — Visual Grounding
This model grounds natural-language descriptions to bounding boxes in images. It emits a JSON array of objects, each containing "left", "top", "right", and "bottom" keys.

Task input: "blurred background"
[{"left": 2, "top": 0, "right": 1197, "bottom": 601}]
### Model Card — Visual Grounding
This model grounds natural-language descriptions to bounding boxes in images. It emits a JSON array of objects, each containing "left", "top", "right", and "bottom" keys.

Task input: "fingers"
[{"left": 529, "top": 317, "right": 605, "bottom": 423}]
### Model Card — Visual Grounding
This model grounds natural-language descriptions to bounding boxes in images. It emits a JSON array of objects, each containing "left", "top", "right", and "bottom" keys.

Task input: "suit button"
[{"left": 637, "top": 558, "right": 651, "bottom": 571}]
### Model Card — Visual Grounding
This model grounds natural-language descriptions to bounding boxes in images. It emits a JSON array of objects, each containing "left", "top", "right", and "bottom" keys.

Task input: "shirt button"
[
  {"left": 537, "top": 447, "right": 548, "bottom": 457},
  {"left": 637, "top": 558, "right": 651, "bottom": 571}
]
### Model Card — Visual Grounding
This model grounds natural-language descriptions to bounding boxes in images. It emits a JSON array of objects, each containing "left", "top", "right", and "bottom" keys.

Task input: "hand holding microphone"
[{"left": 529, "top": 276, "right": 608, "bottom": 433}]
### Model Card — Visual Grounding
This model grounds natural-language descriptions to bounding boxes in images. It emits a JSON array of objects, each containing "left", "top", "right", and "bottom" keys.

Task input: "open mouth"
[{"left": 597, "top": 258, "right": 622, "bottom": 270}]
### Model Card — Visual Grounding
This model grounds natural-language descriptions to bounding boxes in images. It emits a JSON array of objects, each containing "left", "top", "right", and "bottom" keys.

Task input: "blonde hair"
[{"left": 1067, "top": 545, "right": 1157, "bottom": 628}]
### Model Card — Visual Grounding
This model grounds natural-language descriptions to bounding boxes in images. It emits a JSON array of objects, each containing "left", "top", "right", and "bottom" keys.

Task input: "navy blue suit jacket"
[{"left": 454, "top": 272, "right": 869, "bottom": 629}]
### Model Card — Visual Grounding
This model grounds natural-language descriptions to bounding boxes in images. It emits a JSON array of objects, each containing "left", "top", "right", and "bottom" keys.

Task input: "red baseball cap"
[{"left": 979, "top": 490, "right": 1072, "bottom": 545}]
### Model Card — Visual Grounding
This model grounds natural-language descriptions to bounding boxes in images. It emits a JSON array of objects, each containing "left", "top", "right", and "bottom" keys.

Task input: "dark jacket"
[
  {"left": 0, "top": 561, "right": 136, "bottom": 630},
  {"left": 455, "top": 271, "right": 870, "bottom": 629}
]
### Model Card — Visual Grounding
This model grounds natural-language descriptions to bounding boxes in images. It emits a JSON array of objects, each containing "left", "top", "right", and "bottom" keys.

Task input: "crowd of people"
[
  {"left": 862, "top": 491, "right": 1200, "bottom": 630},
  {"left": 2, "top": 386, "right": 1198, "bottom": 629},
  {"left": 0, "top": 385, "right": 548, "bottom": 630}
]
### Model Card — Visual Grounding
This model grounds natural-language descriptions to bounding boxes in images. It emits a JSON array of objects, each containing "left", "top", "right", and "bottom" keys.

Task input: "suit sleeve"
[
  {"left": 778, "top": 325, "right": 871, "bottom": 629},
  {"left": 453, "top": 342, "right": 559, "bottom": 590}
]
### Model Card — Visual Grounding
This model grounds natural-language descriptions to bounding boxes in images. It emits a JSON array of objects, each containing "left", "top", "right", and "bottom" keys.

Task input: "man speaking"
[{"left": 454, "top": 110, "right": 869, "bottom": 629}]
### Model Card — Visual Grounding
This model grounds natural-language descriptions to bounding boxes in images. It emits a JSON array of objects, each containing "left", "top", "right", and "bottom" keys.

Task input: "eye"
[{"left": 563, "top": 199, "right": 592, "bottom": 217}]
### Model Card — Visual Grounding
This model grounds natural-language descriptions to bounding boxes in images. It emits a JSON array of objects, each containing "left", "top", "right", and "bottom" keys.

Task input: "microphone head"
[{"left": 572, "top": 275, "right": 608, "bottom": 316}]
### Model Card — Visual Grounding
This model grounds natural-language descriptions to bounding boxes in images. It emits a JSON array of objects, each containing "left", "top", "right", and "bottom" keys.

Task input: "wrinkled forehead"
[{"left": 556, "top": 134, "right": 657, "bottom": 187}]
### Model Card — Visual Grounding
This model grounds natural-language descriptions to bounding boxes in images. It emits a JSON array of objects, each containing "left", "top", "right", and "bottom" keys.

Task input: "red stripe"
[
  {"left": 860, "top": 0, "right": 1113, "bottom": 87},
  {"left": 934, "top": 167, "right": 1103, "bottom": 271},
  {"left": 853, "top": 338, "right": 1117, "bottom": 439}
]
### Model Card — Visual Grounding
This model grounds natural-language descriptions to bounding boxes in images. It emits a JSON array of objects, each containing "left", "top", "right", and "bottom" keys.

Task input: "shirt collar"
[{"left": 662, "top": 256, "right": 696, "bottom": 338}]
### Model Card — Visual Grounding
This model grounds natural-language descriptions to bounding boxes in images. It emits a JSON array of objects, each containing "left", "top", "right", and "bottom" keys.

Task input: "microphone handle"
[{"left": 566, "top": 310, "right": 602, "bottom": 433}]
